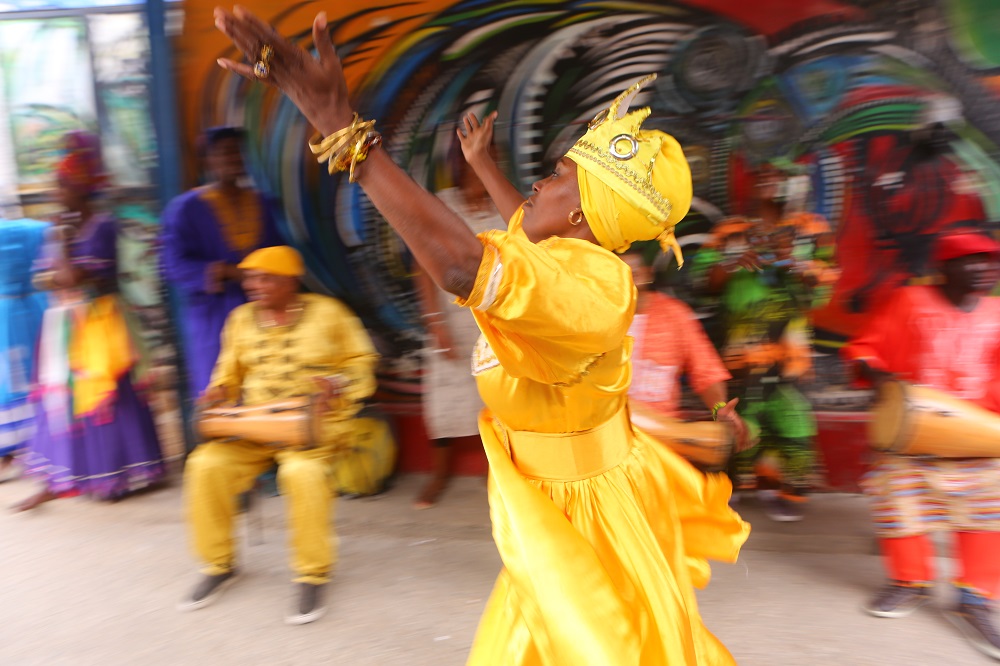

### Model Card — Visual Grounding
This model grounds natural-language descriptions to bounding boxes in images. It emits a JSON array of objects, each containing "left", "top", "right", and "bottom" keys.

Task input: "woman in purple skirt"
[{"left": 15, "top": 131, "right": 164, "bottom": 511}]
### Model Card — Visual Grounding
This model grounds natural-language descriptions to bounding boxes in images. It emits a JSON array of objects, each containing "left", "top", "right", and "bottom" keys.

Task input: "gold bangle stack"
[{"left": 308, "top": 113, "right": 383, "bottom": 183}]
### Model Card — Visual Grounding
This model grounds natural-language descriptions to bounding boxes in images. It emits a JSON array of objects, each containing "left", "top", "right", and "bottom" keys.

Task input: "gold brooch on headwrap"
[{"left": 566, "top": 74, "right": 692, "bottom": 266}]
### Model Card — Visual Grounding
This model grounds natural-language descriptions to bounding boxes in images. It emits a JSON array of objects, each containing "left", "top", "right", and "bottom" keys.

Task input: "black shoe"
[
  {"left": 176, "top": 571, "right": 237, "bottom": 612},
  {"left": 285, "top": 582, "right": 327, "bottom": 625},
  {"left": 864, "top": 584, "right": 931, "bottom": 619},
  {"left": 947, "top": 601, "right": 1000, "bottom": 661}
]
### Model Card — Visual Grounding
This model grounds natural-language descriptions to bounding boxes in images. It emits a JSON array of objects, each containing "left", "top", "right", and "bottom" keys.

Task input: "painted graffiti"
[{"left": 180, "top": 0, "right": 1000, "bottom": 406}]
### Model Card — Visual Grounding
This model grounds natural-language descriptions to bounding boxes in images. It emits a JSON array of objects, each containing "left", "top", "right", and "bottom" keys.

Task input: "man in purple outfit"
[{"left": 161, "top": 127, "right": 281, "bottom": 398}]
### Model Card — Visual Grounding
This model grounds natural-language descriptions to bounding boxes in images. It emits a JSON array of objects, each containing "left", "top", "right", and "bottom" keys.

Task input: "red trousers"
[{"left": 880, "top": 532, "right": 1000, "bottom": 597}]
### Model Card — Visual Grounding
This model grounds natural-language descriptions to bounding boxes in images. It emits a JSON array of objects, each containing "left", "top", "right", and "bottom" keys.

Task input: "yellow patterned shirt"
[{"left": 208, "top": 293, "right": 378, "bottom": 430}]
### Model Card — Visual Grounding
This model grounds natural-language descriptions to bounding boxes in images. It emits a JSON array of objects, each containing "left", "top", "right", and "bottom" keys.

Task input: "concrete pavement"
[{"left": 0, "top": 469, "right": 991, "bottom": 665}]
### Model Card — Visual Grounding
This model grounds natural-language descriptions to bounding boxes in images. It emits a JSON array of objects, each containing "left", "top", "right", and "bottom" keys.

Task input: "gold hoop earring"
[{"left": 568, "top": 209, "right": 584, "bottom": 226}]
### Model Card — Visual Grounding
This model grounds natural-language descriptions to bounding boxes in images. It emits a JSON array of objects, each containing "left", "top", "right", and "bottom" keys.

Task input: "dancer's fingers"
[
  {"left": 216, "top": 57, "right": 258, "bottom": 82},
  {"left": 214, "top": 7, "right": 259, "bottom": 60},
  {"left": 234, "top": 4, "right": 280, "bottom": 43},
  {"left": 312, "top": 11, "right": 339, "bottom": 70},
  {"left": 217, "top": 5, "right": 321, "bottom": 92}
]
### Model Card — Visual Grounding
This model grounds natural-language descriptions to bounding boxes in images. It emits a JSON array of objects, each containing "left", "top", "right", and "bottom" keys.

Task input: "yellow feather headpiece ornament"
[{"left": 566, "top": 74, "right": 692, "bottom": 266}]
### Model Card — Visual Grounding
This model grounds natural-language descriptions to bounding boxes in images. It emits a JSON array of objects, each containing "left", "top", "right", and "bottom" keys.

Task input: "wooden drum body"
[
  {"left": 197, "top": 398, "right": 321, "bottom": 450},
  {"left": 629, "top": 401, "right": 733, "bottom": 470},
  {"left": 868, "top": 381, "right": 1000, "bottom": 457}
]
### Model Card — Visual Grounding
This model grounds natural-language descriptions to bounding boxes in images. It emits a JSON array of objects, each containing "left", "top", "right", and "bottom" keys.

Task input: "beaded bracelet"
[{"left": 711, "top": 401, "right": 727, "bottom": 421}]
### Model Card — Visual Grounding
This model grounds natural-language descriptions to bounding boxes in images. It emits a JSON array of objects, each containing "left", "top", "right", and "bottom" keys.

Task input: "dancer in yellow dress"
[{"left": 214, "top": 8, "right": 749, "bottom": 662}]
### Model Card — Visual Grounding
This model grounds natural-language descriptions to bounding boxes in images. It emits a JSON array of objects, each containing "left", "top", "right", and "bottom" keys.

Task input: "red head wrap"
[{"left": 55, "top": 131, "right": 107, "bottom": 197}]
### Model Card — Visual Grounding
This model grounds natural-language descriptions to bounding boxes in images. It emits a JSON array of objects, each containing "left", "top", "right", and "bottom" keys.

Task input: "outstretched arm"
[{"left": 214, "top": 8, "right": 482, "bottom": 299}]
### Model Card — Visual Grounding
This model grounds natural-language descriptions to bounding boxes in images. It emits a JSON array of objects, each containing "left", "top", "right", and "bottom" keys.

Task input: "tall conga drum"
[
  {"left": 868, "top": 380, "right": 1000, "bottom": 457},
  {"left": 629, "top": 401, "right": 733, "bottom": 470}
]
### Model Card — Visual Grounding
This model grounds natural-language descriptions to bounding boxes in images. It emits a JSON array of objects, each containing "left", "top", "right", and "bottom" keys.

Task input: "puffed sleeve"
[{"left": 457, "top": 229, "right": 635, "bottom": 386}]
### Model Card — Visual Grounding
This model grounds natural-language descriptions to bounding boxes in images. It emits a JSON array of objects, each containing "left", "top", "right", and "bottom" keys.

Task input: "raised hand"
[
  {"left": 213, "top": 6, "right": 353, "bottom": 136},
  {"left": 454, "top": 110, "right": 524, "bottom": 221},
  {"left": 457, "top": 111, "right": 498, "bottom": 167},
  {"left": 214, "top": 7, "right": 487, "bottom": 302}
]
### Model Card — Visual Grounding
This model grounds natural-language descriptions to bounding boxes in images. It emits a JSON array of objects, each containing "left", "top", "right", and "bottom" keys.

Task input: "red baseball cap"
[{"left": 933, "top": 232, "right": 1000, "bottom": 263}]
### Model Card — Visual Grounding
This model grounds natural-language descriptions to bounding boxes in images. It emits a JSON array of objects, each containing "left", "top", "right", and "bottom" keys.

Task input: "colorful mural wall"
[{"left": 179, "top": 0, "right": 1000, "bottom": 409}]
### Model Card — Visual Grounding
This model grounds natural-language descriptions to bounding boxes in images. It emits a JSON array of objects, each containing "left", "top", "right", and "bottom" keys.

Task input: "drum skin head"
[
  {"left": 868, "top": 381, "right": 907, "bottom": 452},
  {"left": 628, "top": 401, "right": 732, "bottom": 469}
]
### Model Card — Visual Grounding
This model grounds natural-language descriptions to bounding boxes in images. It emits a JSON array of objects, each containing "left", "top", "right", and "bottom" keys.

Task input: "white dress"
[{"left": 422, "top": 188, "right": 505, "bottom": 440}]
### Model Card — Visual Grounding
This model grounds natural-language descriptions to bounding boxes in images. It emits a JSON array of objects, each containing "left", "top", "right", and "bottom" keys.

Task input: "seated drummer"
[
  {"left": 178, "top": 245, "right": 378, "bottom": 625},
  {"left": 844, "top": 231, "right": 1000, "bottom": 659},
  {"left": 621, "top": 245, "right": 751, "bottom": 454}
]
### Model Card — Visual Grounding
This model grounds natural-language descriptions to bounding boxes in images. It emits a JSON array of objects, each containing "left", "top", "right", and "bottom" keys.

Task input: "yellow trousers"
[{"left": 184, "top": 440, "right": 337, "bottom": 584}]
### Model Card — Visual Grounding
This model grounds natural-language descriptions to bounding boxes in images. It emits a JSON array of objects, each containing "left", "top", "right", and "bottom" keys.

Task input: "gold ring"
[{"left": 254, "top": 44, "right": 274, "bottom": 79}]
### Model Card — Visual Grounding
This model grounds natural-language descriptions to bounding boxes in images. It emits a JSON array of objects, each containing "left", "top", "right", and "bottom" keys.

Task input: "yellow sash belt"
[
  {"left": 70, "top": 295, "right": 135, "bottom": 415},
  {"left": 499, "top": 406, "right": 631, "bottom": 481}
]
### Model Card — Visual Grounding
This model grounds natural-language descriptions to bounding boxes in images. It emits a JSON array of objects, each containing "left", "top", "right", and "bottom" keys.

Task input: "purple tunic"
[
  {"left": 160, "top": 189, "right": 281, "bottom": 396},
  {"left": 24, "top": 215, "right": 164, "bottom": 499}
]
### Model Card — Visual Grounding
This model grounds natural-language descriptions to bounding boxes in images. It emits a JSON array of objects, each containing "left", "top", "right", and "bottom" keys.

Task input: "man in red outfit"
[{"left": 844, "top": 231, "right": 1000, "bottom": 661}]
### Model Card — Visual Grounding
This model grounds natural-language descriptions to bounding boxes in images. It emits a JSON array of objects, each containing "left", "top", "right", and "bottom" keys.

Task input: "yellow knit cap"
[
  {"left": 238, "top": 245, "right": 305, "bottom": 277},
  {"left": 566, "top": 74, "right": 692, "bottom": 266}
]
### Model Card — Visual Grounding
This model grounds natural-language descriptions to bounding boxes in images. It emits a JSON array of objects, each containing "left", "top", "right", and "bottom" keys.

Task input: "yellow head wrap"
[
  {"left": 238, "top": 245, "right": 305, "bottom": 277},
  {"left": 566, "top": 75, "right": 692, "bottom": 266}
]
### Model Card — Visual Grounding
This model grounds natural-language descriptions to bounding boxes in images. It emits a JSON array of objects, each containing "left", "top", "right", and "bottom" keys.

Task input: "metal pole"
[
  {"left": 145, "top": 0, "right": 195, "bottom": 452},
  {"left": 146, "top": 0, "right": 181, "bottom": 204}
]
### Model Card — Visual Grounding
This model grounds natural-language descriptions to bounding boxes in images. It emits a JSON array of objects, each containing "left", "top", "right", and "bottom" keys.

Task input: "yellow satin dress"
[{"left": 459, "top": 213, "right": 750, "bottom": 665}]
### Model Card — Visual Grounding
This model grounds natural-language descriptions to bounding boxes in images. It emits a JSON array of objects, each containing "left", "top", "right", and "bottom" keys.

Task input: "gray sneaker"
[
  {"left": 947, "top": 601, "right": 1000, "bottom": 660},
  {"left": 177, "top": 571, "right": 238, "bottom": 612},
  {"left": 864, "top": 584, "right": 931, "bottom": 619},
  {"left": 285, "top": 583, "right": 327, "bottom": 625},
  {"left": 758, "top": 491, "right": 804, "bottom": 522}
]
